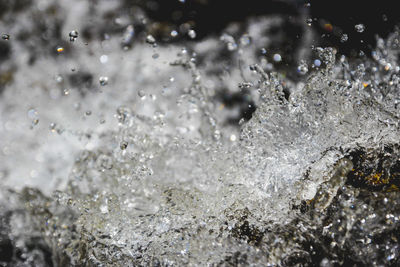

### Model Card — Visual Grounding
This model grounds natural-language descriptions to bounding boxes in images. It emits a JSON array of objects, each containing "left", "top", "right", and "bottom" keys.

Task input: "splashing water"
[{"left": 1, "top": 1, "right": 400, "bottom": 266}]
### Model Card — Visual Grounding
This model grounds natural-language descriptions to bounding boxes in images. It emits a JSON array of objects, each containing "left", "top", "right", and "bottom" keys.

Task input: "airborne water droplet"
[
  {"left": 120, "top": 141, "right": 128, "bottom": 150},
  {"left": 146, "top": 34, "right": 156, "bottom": 44},
  {"left": 340, "top": 34, "right": 348, "bottom": 43},
  {"left": 1, "top": 33, "right": 10, "bottom": 40},
  {"left": 261, "top": 48, "right": 267, "bottom": 55},
  {"left": 69, "top": 30, "right": 78, "bottom": 42},
  {"left": 188, "top": 30, "right": 196, "bottom": 39},
  {"left": 28, "top": 108, "right": 38, "bottom": 119},
  {"left": 138, "top": 90, "right": 146, "bottom": 98},
  {"left": 355, "top": 24, "right": 365, "bottom": 33},
  {"left": 49, "top": 123, "right": 57, "bottom": 132},
  {"left": 273, "top": 54, "right": 282, "bottom": 62},
  {"left": 99, "top": 76, "right": 108, "bottom": 86},
  {"left": 240, "top": 34, "right": 251, "bottom": 46},
  {"left": 297, "top": 61, "right": 309, "bottom": 75},
  {"left": 170, "top": 30, "right": 178, "bottom": 37}
]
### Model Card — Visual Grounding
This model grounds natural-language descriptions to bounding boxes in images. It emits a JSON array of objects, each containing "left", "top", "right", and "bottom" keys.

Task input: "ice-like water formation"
[{"left": 1, "top": 0, "right": 400, "bottom": 266}]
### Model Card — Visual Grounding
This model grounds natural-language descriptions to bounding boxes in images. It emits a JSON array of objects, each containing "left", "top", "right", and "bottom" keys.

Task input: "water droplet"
[
  {"left": 355, "top": 24, "right": 365, "bottom": 33},
  {"left": 28, "top": 108, "right": 38, "bottom": 119},
  {"left": 99, "top": 76, "right": 108, "bottom": 86},
  {"left": 1, "top": 33, "right": 10, "bottom": 40},
  {"left": 240, "top": 34, "right": 251, "bottom": 46},
  {"left": 306, "top": 18, "right": 313, "bottom": 26},
  {"left": 170, "top": 30, "right": 178, "bottom": 37},
  {"left": 297, "top": 61, "right": 308, "bottom": 75},
  {"left": 63, "top": 88, "right": 70, "bottom": 95},
  {"left": 188, "top": 29, "right": 196, "bottom": 39},
  {"left": 69, "top": 30, "right": 78, "bottom": 42},
  {"left": 146, "top": 34, "right": 156, "bottom": 44},
  {"left": 213, "top": 130, "right": 221, "bottom": 140},
  {"left": 120, "top": 141, "right": 128, "bottom": 150},
  {"left": 273, "top": 54, "right": 282, "bottom": 62},
  {"left": 261, "top": 48, "right": 267, "bottom": 55},
  {"left": 85, "top": 110, "right": 92, "bottom": 116},
  {"left": 122, "top": 25, "right": 135, "bottom": 46},
  {"left": 227, "top": 42, "right": 237, "bottom": 51},
  {"left": 57, "top": 47, "right": 64, "bottom": 53},
  {"left": 152, "top": 53, "right": 159, "bottom": 59},
  {"left": 220, "top": 34, "right": 237, "bottom": 51},
  {"left": 55, "top": 74, "right": 63, "bottom": 83},
  {"left": 340, "top": 34, "right": 348, "bottom": 43},
  {"left": 138, "top": 90, "right": 146, "bottom": 98},
  {"left": 49, "top": 123, "right": 57, "bottom": 132}
]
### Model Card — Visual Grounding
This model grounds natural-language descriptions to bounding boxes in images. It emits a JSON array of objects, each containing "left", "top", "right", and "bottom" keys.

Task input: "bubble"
[
  {"left": 355, "top": 24, "right": 365, "bottom": 33},
  {"left": 99, "top": 76, "right": 108, "bottom": 86},
  {"left": 1, "top": 33, "right": 10, "bottom": 40},
  {"left": 152, "top": 53, "right": 159, "bottom": 59},
  {"left": 57, "top": 47, "right": 64, "bottom": 53},
  {"left": 188, "top": 30, "right": 196, "bottom": 39},
  {"left": 146, "top": 35, "right": 156, "bottom": 44},
  {"left": 69, "top": 30, "right": 78, "bottom": 42},
  {"left": 85, "top": 111, "right": 92, "bottom": 116},
  {"left": 340, "top": 34, "right": 348, "bottom": 43},
  {"left": 314, "top": 59, "right": 321, "bottom": 67},
  {"left": 63, "top": 88, "right": 70, "bottom": 96},
  {"left": 306, "top": 18, "right": 313, "bottom": 26},
  {"left": 273, "top": 54, "right": 282, "bottom": 62}
]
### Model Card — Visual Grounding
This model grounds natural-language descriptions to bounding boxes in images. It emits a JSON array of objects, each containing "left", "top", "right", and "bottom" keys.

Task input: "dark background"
[{"left": 140, "top": 0, "right": 398, "bottom": 55}]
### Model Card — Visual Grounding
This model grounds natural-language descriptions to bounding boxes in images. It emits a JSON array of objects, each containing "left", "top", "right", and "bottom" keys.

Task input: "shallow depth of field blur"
[{"left": 1, "top": 0, "right": 400, "bottom": 266}]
